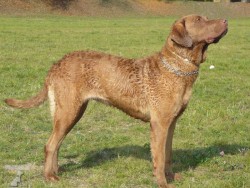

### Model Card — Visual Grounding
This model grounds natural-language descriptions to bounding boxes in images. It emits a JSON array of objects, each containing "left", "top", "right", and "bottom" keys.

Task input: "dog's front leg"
[
  {"left": 150, "top": 119, "right": 175, "bottom": 188},
  {"left": 164, "top": 119, "right": 176, "bottom": 177},
  {"left": 164, "top": 119, "right": 181, "bottom": 181}
]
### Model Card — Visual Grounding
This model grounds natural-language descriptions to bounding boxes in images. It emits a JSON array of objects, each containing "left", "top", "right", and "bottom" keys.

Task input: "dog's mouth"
[{"left": 206, "top": 27, "right": 228, "bottom": 44}]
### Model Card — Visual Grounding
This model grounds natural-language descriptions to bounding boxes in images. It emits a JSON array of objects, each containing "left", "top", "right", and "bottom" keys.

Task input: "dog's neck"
[{"left": 162, "top": 39, "right": 209, "bottom": 66}]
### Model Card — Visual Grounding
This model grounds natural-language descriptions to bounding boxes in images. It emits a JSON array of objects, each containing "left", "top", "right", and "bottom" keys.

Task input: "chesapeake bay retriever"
[{"left": 5, "top": 15, "right": 228, "bottom": 188}]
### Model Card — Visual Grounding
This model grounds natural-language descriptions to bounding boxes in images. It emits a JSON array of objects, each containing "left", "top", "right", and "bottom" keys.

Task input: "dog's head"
[{"left": 170, "top": 15, "right": 228, "bottom": 48}]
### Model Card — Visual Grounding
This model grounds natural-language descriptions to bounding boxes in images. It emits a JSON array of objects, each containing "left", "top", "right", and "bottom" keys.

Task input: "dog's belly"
[
  {"left": 112, "top": 100, "right": 150, "bottom": 122},
  {"left": 93, "top": 95, "right": 150, "bottom": 122}
]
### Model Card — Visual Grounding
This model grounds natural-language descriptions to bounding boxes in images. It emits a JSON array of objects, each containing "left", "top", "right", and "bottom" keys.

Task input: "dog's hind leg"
[{"left": 44, "top": 88, "right": 88, "bottom": 181}]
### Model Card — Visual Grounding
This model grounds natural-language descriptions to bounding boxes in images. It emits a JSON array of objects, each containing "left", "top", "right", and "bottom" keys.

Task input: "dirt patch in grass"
[{"left": 0, "top": 0, "right": 249, "bottom": 18}]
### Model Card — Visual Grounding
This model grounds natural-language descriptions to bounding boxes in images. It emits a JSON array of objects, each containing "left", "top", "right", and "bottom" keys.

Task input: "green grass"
[{"left": 0, "top": 16, "right": 249, "bottom": 187}]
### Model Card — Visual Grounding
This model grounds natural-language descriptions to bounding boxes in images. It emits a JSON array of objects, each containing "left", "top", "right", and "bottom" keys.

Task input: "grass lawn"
[{"left": 0, "top": 15, "right": 249, "bottom": 187}]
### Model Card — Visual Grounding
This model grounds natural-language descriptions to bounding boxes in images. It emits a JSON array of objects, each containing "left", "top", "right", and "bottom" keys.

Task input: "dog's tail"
[{"left": 5, "top": 85, "right": 48, "bottom": 109}]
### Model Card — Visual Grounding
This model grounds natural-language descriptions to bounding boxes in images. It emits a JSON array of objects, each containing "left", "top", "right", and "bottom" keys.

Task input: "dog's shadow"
[{"left": 61, "top": 143, "right": 248, "bottom": 173}]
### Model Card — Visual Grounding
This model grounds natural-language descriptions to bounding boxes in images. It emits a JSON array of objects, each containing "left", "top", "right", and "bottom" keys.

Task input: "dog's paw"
[
  {"left": 157, "top": 179, "right": 176, "bottom": 188},
  {"left": 45, "top": 174, "right": 59, "bottom": 182},
  {"left": 159, "top": 183, "right": 175, "bottom": 188},
  {"left": 166, "top": 172, "right": 182, "bottom": 181},
  {"left": 167, "top": 184, "right": 175, "bottom": 188}
]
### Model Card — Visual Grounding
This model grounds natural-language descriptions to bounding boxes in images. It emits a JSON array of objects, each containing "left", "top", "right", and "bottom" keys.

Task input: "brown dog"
[{"left": 5, "top": 15, "right": 227, "bottom": 188}]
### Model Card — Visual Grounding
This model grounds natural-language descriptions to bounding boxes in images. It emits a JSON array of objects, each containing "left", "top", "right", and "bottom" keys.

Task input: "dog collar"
[{"left": 160, "top": 57, "right": 199, "bottom": 76}]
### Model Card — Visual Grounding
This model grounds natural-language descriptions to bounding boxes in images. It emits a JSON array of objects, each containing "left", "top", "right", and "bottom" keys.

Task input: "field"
[{"left": 0, "top": 15, "right": 249, "bottom": 187}]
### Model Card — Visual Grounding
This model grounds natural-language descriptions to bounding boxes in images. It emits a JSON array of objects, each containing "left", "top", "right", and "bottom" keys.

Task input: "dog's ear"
[{"left": 170, "top": 19, "right": 193, "bottom": 48}]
